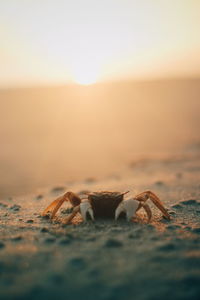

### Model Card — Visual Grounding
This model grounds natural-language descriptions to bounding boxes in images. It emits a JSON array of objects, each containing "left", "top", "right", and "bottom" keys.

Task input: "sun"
[
  {"left": 75, "top": 75, "right": 97, "bottom": 85},
  {"left": 70, "top": 56, "right": 101, "bottom": 85},
  {"left": 73, "top": 68, "right": 99, "bottom": 85}
]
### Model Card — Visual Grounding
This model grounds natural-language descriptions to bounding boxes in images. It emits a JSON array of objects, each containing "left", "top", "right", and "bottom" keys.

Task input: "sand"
[{"left": 0, "top": 148, "right": 200, "bottom": 300}]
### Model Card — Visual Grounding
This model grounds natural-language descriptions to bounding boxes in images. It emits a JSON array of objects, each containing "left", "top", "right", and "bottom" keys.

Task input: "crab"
[{"left": 41, "top": 190, "right": 170, "bottom": 224}]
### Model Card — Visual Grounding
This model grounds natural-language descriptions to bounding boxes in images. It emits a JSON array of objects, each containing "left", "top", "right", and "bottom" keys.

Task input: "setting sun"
[
  {"left": 72, "top": 69, "right": 98, "bottom": 85},
  {"left": 70, "top": 51, "right": 102, "bottom": 85},
  {"left": 74, "top": 77, "right": 96, "bottom": 85}
]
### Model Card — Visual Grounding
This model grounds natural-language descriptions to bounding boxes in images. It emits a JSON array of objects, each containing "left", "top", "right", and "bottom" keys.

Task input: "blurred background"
[{"left": 0, "top": 1, "right": 200, "bottom": 198}]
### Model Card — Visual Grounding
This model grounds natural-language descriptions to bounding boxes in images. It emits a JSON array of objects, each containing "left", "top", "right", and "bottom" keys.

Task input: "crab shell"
[{"left": 87, "top": 191, "right": 126, "bottom": 219}]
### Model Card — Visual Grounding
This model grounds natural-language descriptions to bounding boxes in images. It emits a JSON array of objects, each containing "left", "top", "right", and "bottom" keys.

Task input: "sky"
[{"left": 0, "top": 0, "right": 200, "bottom": 87}]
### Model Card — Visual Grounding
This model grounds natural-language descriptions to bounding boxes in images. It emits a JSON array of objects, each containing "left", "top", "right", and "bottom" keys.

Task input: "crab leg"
[
  {"left": 62, "top": 205, "right": 80, "bottom": 224},
  {"left": 63, "top": 200, "right": 95, "bottom": 224},
  {"left": 134, "top": 191, "right": 170, "bottom": 220},
  {"left": 41, "top": 191, "right": 81, "bottom": 219},
  {"left": 140, "top": 203, "right": 152, "bottom": 222},
  {"left": 135, "top": 201, "right": 152, "bottom": 221}
]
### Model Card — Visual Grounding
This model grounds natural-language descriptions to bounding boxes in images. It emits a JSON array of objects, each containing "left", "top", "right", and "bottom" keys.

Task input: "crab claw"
[
  {"left": 80, "top": 200, "right": 94, "bottom": 221},
  {"left": 115, "top": 199, "right": 139, "bottom": 221}
]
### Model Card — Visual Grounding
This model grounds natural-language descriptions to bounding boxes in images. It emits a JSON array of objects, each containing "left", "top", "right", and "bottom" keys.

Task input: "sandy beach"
[
  {"left": 0, "top": 80, "right": 200, "bottom": 300},
  {"left": 0, "top": 145, "right": 200, "bottom": 299}
]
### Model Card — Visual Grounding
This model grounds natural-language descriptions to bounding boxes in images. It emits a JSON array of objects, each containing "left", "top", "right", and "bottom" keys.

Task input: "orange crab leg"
[
  {"left": 135, "top": 202, "right": 152, "bottom": 222},
  {"left": 134, "top": 191, "right": 170, "bottom": 220},
  {"left": 41, "top": 191, "right": 81, "bottom": 219},
  {"left": 141, "top": 203, "right": 152, "bottom": 222},
  {"left": 62, "top": 205, "right": 80, "bottom": 225}
]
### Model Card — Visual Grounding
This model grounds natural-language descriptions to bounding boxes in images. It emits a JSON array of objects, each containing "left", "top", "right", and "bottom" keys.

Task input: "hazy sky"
[{"left": 1, "top": 0, "right": 200, "bottom": 86}]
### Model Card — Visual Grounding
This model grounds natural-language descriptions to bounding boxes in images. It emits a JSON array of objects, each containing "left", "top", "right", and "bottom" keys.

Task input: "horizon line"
[{"left": 1, "top": 75, "right": 200, "bottom": 91}]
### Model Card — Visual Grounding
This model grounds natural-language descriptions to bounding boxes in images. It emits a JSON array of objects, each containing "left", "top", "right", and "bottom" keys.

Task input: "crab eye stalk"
[{"left": 121, "top": 191, "right": 130, "bottom": 196}]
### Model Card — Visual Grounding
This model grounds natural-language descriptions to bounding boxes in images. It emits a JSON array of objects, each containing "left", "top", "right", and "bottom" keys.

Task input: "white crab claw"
[
  {"left": 80, "top": 201, "right": 94, "bottom": 221},
  {"left": 115, "top": 199, "right": 138, "bottom": 221}
]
